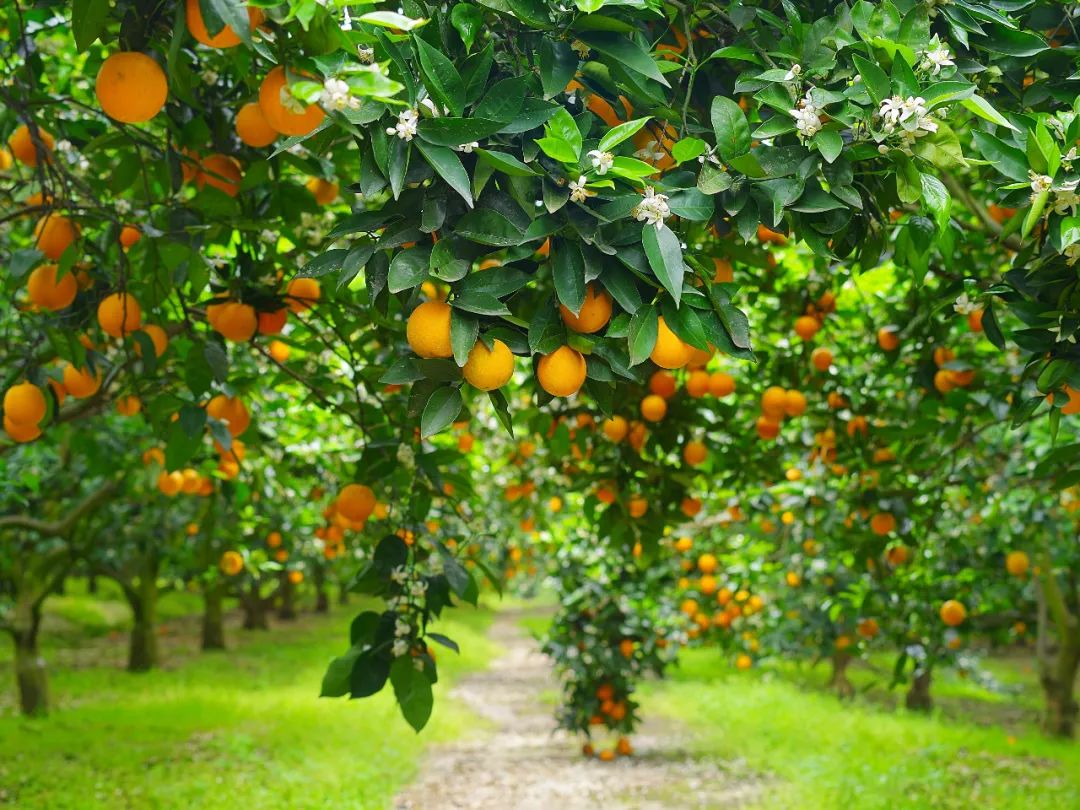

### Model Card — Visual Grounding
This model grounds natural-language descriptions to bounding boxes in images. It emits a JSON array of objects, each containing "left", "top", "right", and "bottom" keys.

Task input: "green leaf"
[
  {"left": 388, "top": 248, "right": 431, "bottom": 293},
  {"left": 710, "top": 97, "right": 751, "bottom": 163},
  {"left": 852, "top": 54, "right": 890, "bottom": 105},
  {"left": 450, "top": 310, "right": 479, "bottom": 367},
  {"left": 202, "top": 0, "right": 253, "bottom": 46},
  {"left": 961, "top": 95, "right": 1018, "bottom": 132},
  {"left": 535, "top": 137, "right": 579, "bottom": 164},
  {"left": 165, "top": 414, "right": 204, "bottom": 472},
  {"left": 350, "top": 649, "right": 391, "bottom": 698},
  {"left": 390, "top": 657, "right": 434, "bottom": 732},
  {"left": 597, "top": 117, "right": 651, "bottom": 152},
  {"left": 578, "top": 31, "right": 669, "bottom": 87},
  {"left": 812, "top": 130, "right": 843, "bottom": 163},
  {"left": 971, "top": 131, "right": 1028, "bottom": 182},
  {"left": 552, "top": 241, "right": 586, "bottom": 315},
  {"left": 455, "top": 209, "right": 525, "bottom": 246},
  {"left": 72, "top": 0, "right": 110, "bottom": 52},
  {"left": 417, "top": 117, "right": 505, "bottom": 146},
  {"left": 321, "top": 648, "right": 362, "bottom": 697},
  {"left": 539, "top": 38, "right": 578, "bottom": 99},
  {"left": 642, "top": 224, "right": 684, "bottom": 306},
  {"left": 421, "top": 387, "right": 463, "bottom": 438},
  {"left": 360, "top": 11, "right": 429, "bottom": 31},
  {"left": 415, "top": 141, "right": 473, "bottom": 207},
  {"left": 475, "top": 149, "right": 536, "bottom": 177},
  {"left": 545, "top": 108, "right": 582, "bottom": 159},
  {"left": 1062, "top": 216, "right": 1080, "bottom": 249},
  {"left": 672, "top": 138, "right": 708, "bottom": 164},
  {"left": 450, "top": 3, "right": 483, "bottom": 51},
  {"left": 299, "top": 249, "right": 350, "bottom": 279},
  {"left": 414, "top": 36, "right": 465, "bottom": 116},
  {"left": 627, "top": 306, "right": 658, "bottom": 366}
]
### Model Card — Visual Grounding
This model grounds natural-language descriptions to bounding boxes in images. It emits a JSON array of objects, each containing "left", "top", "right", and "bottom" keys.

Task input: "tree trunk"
[
  {"left": 277, "top": 573, "right": 297, "bottom": 621},
  {"left": 828, "top": 651, "right": 855, "bottom": 699},
  {"left": 314, "top": 567, "right": 329, "bottom": 614},
  {"left": 338, "top": 582, "right": 350, "bottom": 606},
  {"left": 12, "top": 605, "right": 47, "bottom": 715},
  {"left": 126, "top": 558, "right": 160, "bottom": 672},
  {"left": 87, "top": 574, "right": 98, "bottom": 595},
  {"left": 1040, "top": 630, "right": 1080, "bottom": 737},
  {"left": 241, "top": 585, "right": 269, "bottom": 631},
  {"left": 201, "top": 583, "right": 226, "bottom": 651},
  {"left": 905, "top": 669, "right": 933, "bottom": 712}
]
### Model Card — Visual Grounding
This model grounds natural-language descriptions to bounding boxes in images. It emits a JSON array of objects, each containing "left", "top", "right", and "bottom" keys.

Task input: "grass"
[
  {"left": 0, "top": 582, "right": 500, "bottom": 809},
  {"left": 641, "top": 646, "right": 1080, "bottom": 810}
]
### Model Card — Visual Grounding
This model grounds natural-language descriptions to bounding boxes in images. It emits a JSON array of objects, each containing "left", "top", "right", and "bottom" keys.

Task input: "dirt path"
[{"left": 394, "top": 609, "right": 765, "bottom": 810}]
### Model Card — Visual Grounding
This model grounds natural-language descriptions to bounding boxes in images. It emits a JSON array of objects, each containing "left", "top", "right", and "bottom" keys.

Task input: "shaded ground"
[{"left": 395, "top": 609, "right": 766, "bottom": 810}]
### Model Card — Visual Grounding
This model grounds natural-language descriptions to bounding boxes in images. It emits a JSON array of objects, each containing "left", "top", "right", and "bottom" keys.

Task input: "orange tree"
[{"left": 4, "top": 0, "right": 1080, "bottom": 734}]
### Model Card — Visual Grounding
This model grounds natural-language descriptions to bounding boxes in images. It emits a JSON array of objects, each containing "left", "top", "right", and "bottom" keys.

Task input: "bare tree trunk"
[
  {"left": 1041, "top": 636, "right": 1079, "bottom": 737},
  {"left": 201, "top": 582, "right": 226, "bottom": 651},
  {"left": 277, "top": 573, "right": 297, "bottom": 621},
  {"left": 905, "top": 669, "right": 933, "bottom": 712},
  {"left": 314, "top": 566, "right": 329, "bottom": 614},
  {"left": 125, "top": 556, "right": 160, "bottom": 672},
  {"left": 12, "top": 604, "right": 47, "bottom": 715},
  {"left": 241, "top": 584, "right": 270, "bottom": 630},
  {"left": 828, "top": 651, "right": 855, "bottom": 699},
  {"left": 337, "top": 581, "right": 350, "bottom": 606}
]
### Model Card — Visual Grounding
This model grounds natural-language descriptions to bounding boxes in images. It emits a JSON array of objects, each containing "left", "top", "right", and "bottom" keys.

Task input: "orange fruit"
[
  {"left": 463, "top": 339, "right": 514, "bottom": 390},
  {"left": 258, "top": 66, "right": 326, "bottom": 136},
  {"left": 62, "top": 364, "right": 101, "bottom": 398},
  {"left": 196, "top": 154, "right": 242, "bottom": 196},
  {"left": 95, "top": 52, "right": 168, "bottom": 123},
  {"left": 680, "top": 497, "right": 701, "bottom": 517},
  {"left": 559, "top": 283, "right": 612, "bottom": 333},
  {"left": 158, "top": 470, "right": 184, "bottom": 496},
  {"left": 26, "top": 264, "right": 77, "bottom": 311},
  {"left": 870, "top": 512, "right": 895, "bottom": 536},
  {"left": 1061, "top": 385, "right": 1080, "bottom": 415},
  {"left": 757, "top": 224, "right": 786, "bottom": 244},
  {"left": 8, "top": 124, "right": 54, "bottom": 166},
  {"left": 337, "top": 484, "right": 376, "bottom": 522},
  {"left": 934, "top": 369, "right": 956, "bottom": 394},
  {"left": 683, "top": 440, "right": 707, "bottom": 466},
  {"left": 1005, "top": 550, "right": 1029, "bottom": 577},
  {"left": 236, "top": 101, "right": 278, "bottom": 147},
  {"left": 649, "top": 370, "right": 677, "bottom": 399},
  {"left": 97, "top": 292, "right": 142, "bottom": 338},
  {"left": 537, "top": 346, "right": 587, "bottom": 397},
  {"left": 761, "top": 386, "right": 787, "bottom": 419},
  {"left": 967, "top": 309, "right": 983, "bottom": 332},
  {"left": 220, "top": 550, "right": 244, "bottom": 575},
  {"left": 406, "top": 301, "right": 453, "bottom": 359},
  {"left": 640, "top": 394, "right": 667, "bottom": 422},
  {"left": 697, "top": 553, "right": 718, "bottom": 574},
  {"left": 877, "top": 327, "right": 900, "bottom": 351},
  {"left": 213, "top": 302, "right": 257, "bottom": 342},
  {"left": 4, "top": 415, "right": 42, "bottom": 443},
  {"left": 306, "top": 177, "right": 339, "bottom": 205},
  {"left": 650, "top": 316, "right": 692, "bottom": 369},
  {"left": 933, "top": 346, "right": 955, "bottom": 367},
  {"left": 206, "top": 394, "right": 250, "bottom": 437},
  {"left": 713, "top": 257, "right": 733, "bottom": 282},
  {"left": 257, "top": 308, "right": 288, "bottom": 334},
  {"left": 602, "top": 415, "right": 628, "bottom": 442},
  {"left": 686, "top": 370, "right": 710, "bottom": 397},
  {"left": 857, "top": 618, "right": 879, "bottom": 638},
  {"left": 735, "top": 653, "right": 753, "bottom": 670},
  {"left": 138, "top": 324, "right": 169, "bottom": 357},
  {"left": 287, "top": 570, "right": 304, "bottom": 585},
  {"left": 628, "top": 496, "right": 648, "bottom": 518},
  {"left": 285, "top": 277, "right": 321, "bottom": 313},
  {"left": 794, "top": 315, "right": 820, "bottom": 341},
  {"left": 756, "top": 414, "right": 780, "bottom": 440},
  {"left": 3, "top": 382, "right": 47, "bottom": 426},
  {"left": 783, "top": 389, "right": 807, "bottom": 417},
  {"left": 34, "top": 214, "right": 79, "bottom": 260},
  {"left": 186, "top": 0, "right": 263, "bottom": 48},
  {"left": 811, "top": 347, "right": 833, "bottom": 371},
  {"left": 119, "top": 225, "right": 141, "bottom": 248},
  {"left": 708, "top": 371, "right": 735, "bottom": 397},
  {"left": 115, "top": 395, "right": 142, "bottom": 416},
  {"left": 268, "top": 340, "right": 290, "bottom": 362},
  {"left": 940, "top": 600, "right": 967, "bottom": 627}
]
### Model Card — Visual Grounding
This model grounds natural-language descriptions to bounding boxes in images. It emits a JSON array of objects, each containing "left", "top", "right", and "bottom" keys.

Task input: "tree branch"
[{"left": 0, "top": 479, "right": 119, "bottom": 536}]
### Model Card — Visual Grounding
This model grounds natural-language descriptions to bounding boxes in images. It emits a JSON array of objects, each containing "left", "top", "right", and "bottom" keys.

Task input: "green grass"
[
  {"left": 0, "top": 589, "right": 499, "bottom": 809},
  {"left": 642, "top": 647, "right": 1080, "bottom": 810}
]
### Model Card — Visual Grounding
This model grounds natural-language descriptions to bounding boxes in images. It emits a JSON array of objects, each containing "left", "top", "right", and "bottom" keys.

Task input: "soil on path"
[{"left": 394, "top": 608, "right": 765, "bottom": 810}]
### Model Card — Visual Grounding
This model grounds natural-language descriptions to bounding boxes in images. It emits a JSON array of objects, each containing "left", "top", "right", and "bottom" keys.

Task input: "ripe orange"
[
  {"left": 628, "top": 496, "right": 648, "bottom": 518},
  {"left": 713, "top": 257, "right": 734, "bottom": 282},
  {"left": 537, "top": 346, "right": 587, "bottom": 397},
  {"left": 640, "top": 394, "right": 667, "bottom": 422},
  {"left": 559, "top": 283, "right": 612, "bottom": 333},
  {"left": 885, "top": 544, "right": 910, "bottom": 566},
  {"left": 196, "top": 154, "right": 242, "bottom": 196},
  {"left": 287, "top": 570, "right": 304, "bottom": 585},
  {"left": 627, "top": 420, "right": 647, "bottom": 451},
  {"left": 756, "top": 414, "right": 780, "bottom": 440},
  {"left": 785, "top": 571, "right": 801, "bottom": 587},
  {"left": 258, "top": 66, "right": 326, "bottom": 136},
  {"left": 680, "top": 497, "right": 701, "bottom": 517},
  {"left": 236, "top": 101, "right": 278, "bottom": 147},
  {"left": 62, "top": 364, "right": 101, "bottom": 398},
  {"left": 877, "top": 327, "right": 900, "bottom": 351},
  {"left": 220, "top": 550, "right": 244, "bottom": 576},
  {"left": 674, "top": 536, "right": 693, "bottom": 553},
  {"left": 933, "top": 369, "right": 956, "bottom": 394},
  {"left": 708, "top": 371, "right": 735, "bottom": 397},
  {"left": 406, "top": 301, "right": 453, "bottom": 359},
  {"left": 257, "top": 308, "right": 288, "bottom": 334},
  {"left": 337, "top": 484, "right": 376, "bottom": 522},
  {"left": 115, "top": 395, "right": 142, "bottom": 416},
  {"left": 27, "top": 264, "right": 77, "bottom": 311},
  {"left": 1005, "top": 550, "right": 1029, "bottom": 577},
  {"left": 96, "top": 52, "right": 169, "bottom": 123},
  {"left": 686, "top": 370, "right": 710, "bottom": 397},
  {"left": 811, "top": 347, "right": 833, "bottom": 371},
  {"left": 158, "top": 470, "right": 183, "bottom": 496},
  {"left": 857, "top": 618, "right": 879, "bottom": 638},
  {"left": 602, "top": 415, "right": 628, "bottom": 442},
  {"left": 119, "top": 225, "right": 141, "bottom": 248},
  {"left": 870, "top": 512, "right": 896, "bottom": 536},
  {"left": 207, "top": 394, "right": 250, "bottom": 437},
  {"left": 267, "top": 531, "right": 283, "bottom": 549},
  {"left": 933, "top": 346, "right": 955, "bottom": 367},
  {"left": 683, "top": 440, "right": 707, "bottom": 466},
  {"left": 757, "top": 224, "right": 786, "bottom": 245},
  {"left": 463, "top": 339, "right": 514, "bottom": 390},
  {"left": 306, "top": 177, "right": 339, "bottom": 205},
  {"left": 4, "top": 382, "right": 47, "bottom": 426},
  {"left": 1061, "top": 385, "right": 1080, "bottom": 415},
  {"left": 8, "top": 124, "right": 54, "bottom": 166},
  {"left": 97, "top": 292, "right": 142, "bottom": 338},
  {"left": 648, "top": 370, "right": 677, "bottom": 399},
  {"left": 650, "top": 316, "right": 692, "bottom": 369},
  {"left": 268, "top": 340, "right": 290, "bottom": 362},
  {"left": 783, "top": 389, "right": 807, "bottom": 417},
  {"left": 286, "top": 277, "right": 321, "bottom": 313},
  {"left": 34, "top": 214, "right": 79, "bottom": 260},
  {"left": 968, "top": 309, "right": 983, "bottom": 332},
  {"left": 735, "top": 653, "right": 753, "bottom": 670},
  {"left": 761, "top": 386, "right": 787, "bottom": 419},
  {"left": 697, "top": 553, "right": 717, "bottom": 574},
  {"left": 213, "top": 302, "right": 257, "bottom": 342},
  {"left": 186, "top": 0, "right": 263, "bottom": 48},
  {"left": 138, "top": 324, "right": 169, "bottom": 357},
  {"left": 940, "top": 600, "right": 967, "bottom": 626},
  {"left": 847, "top": 415, "right": 869, "bottom": 437},
  {"left": 794, "top": 315, "right": 820, "bottom": 341},
  {"left": 4, "top": 415, "right": 41, "bottom": 443}
]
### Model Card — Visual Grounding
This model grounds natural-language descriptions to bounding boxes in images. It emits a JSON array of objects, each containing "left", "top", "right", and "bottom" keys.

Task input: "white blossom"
[
  {"left": 279, "top": 85, "right": 306, "bottom": 115},
  {"left": 390, "top": 565, "right": 409, "bottom": 585},
  {"left": 201, "top": 68, "right": 219, "bottom": 86},
  {"left": 114, "top": 198, "right": 132, "bottom": 216},
  {"left": 391, "top": 638, "right": 410, "bottom": 657},
  {"left": 1029, "top": 171, "right": 1053, "bottom": 201},
  {"left": 320, "top": 77, "right": 360, "bottom": 112},
  {"left": 789, "top": 89, "right": 823, "bottom": 138},
  {"left": 358, "top": 46, "right": 375, "bottom": 64},
  {"left": 1053, "top": 180, "right": 1080, "bottom": 215},
  {"left": 632, "top": 186, "right": 671, "bottom": 229},
  {"left": 259, "top": 229, "right": 277, "bottom": 245},
  {"left": 454, "top": 141, "right": 479, "bottom": 153},
  {"left": 1065, "top": 243, "right": 1080, "bottom": 266},
  {"left": 634, "top": 138, "right": 667, "bottom": 163},
  {"left": 408, "top": 579, "right": 428, "bottom": 598},
  {"left": 387, "top": 108, "right": 419, "bottom": 140},
  {"left": 697, "top": 146, "right": 721, "bottom": 166},
  {"left": 568, "top": 175, "right": 595, "bottom": 204},
  {"left": 587, "top": 149, "right": 614, "bottom": 175},
  {"left": 419, "top": 97, "right": 448, "bottom": 117},
  {"left": 396, "top": 442, "right": 416, "bottom": 467},
  {"left": 394, "top": 618, "right": 412, "bottom": 637},
  {"left": 784, "top": 63, "right": 802, "bottom": 82},
  {"left": 920, "top": 38, "right": 954, "bottom": 75},
  {"left": 953, "top": 293, "right": 977, "bottom": 315},
  {"left": 879, "top": 96, "right": 906, "bottom": 130},
  {"left": 1062, "top": 147, "right": 1078, "bottom": 171}
]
